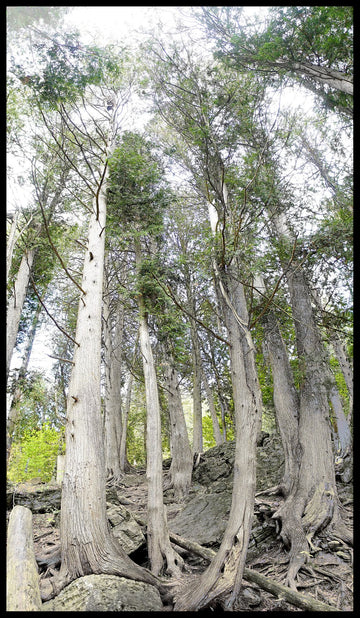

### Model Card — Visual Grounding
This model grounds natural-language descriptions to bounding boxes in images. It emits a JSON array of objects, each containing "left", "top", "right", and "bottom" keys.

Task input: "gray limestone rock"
[
  {"left": 41, "top": 574, "right": 163, "bottom": 612},
  {"left": 106, "top": 503, "right": 146, "bottom": 554}
]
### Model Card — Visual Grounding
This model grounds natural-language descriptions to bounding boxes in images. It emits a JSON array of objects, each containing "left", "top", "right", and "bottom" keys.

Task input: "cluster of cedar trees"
[{"left": 7, "top": 7, "right": 352, "bottom": 611}]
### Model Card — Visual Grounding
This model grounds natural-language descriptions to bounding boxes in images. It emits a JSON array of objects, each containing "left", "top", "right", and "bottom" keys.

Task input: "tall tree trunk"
[
  {"left": 254, "top": 276, "right": 301, "bottom": 498},
  {"left": 45, "top": 140, "right": 162, "bottom": 602},
  {"left": 175, "top": 188, "right": 262, "bottom": 609},
  {"left": 175, "top": 258, "right": 262, "bottom": 610},
  {"left": 162, "top": 355, "right": 193, "bottom": 500},
  {"left": 134, "top": 239, "right": 183, "bottom": 577},
  {"left": 191, "top": 325, "right": 203, "bottom": 453},
  {"left": 7, "top": 248, "right": 35, "bottom": 378},
  {"left": 270, "top": 213, "right": 352, "bottom": 589},
  {"left": 119, "top": 335, "right": 139, "bottom": 473},
  {"left": 103, "top": 289, "right": 123, "bottom": 482}
]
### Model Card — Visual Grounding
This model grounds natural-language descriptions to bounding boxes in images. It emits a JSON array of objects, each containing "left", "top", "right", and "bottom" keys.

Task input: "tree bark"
[
  {"left": 49, "top": 136, "right": 163, "bottom": 602},
  {"left": 6, "top": 505, "right": 42, "bottom": 611},
  {"left": 135, "top": 238, "right": 183, "bottom": 577},
  {"left": 174, "top": 193, "right": 262, "bottom": 610},
  {"left": 7, "top": 248, "right": 35, "bottom": 378},
  {"left": 254, "top": 275, "right": 301, "bottom": 497},
  {"left": 162, "top": 356, "right": 193, "bottom": 500},
  {"left": 270, "top": 213, "right": 352, "bottom": 589},
  {"left": 103, "top": 288, "right": 123, "bottom": 481}
]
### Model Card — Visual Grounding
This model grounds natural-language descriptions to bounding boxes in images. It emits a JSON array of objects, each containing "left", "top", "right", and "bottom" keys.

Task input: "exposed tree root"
[
  {"left": 40, "top": 534, "right": 170, "bottom": 604},
  {"left": 273, "top": 481, "right": 352, "bottom": 590},
  {"left": 168, "top": 530, "right": 339, "bottom": 611}
]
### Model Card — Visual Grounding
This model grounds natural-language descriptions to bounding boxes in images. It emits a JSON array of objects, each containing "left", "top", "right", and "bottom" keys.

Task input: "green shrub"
[{"left": 7, "top": 424, "right": 63, "bottom": 483}]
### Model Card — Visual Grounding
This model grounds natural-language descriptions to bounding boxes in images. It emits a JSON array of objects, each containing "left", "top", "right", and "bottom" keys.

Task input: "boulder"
[
  {"left": 106, "top": 503, "right": 146, "bottom": 554},
  {"left": 171, "top": 492, "right": 232, "bottom": 546},
  {"left": 170, "top": 434, "right": 282, "bottom": 556},
  {"left": 192, "top": 433, "right": 284, "bottom": 492},
  {"left": 41, "top": 574, "right": 163, "bottom": 612}
]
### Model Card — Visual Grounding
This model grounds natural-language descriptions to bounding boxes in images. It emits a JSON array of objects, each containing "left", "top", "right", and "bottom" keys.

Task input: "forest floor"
[{"left": 30, "top": 468, "right": 353, "bottom": 612}]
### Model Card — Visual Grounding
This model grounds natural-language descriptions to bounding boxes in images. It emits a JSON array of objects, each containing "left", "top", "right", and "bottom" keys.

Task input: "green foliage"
[
  {"left": 108, "top": 131, "right": 171, "bottom": 238},
  {"left": 202, "top": 413, "right": 216, "bottom": 450},
  {"left": 7, "top": 424, "right": 64, "bottom": 483},
  {"left": 12, "top": 33, "right": 122, "bottom": 109},
  {"left": 8, "top": 372, "right": 65, "bottom": 441},
  {"left": 207, "top": 6, "right": 353, "bottom": 116}
]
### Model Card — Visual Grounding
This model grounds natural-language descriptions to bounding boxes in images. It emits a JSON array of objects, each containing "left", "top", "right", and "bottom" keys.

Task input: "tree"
[
  {"left": 108, "top": 130, "right": 183, "bottom": 576},
  {"left": 145, "top": 39, "right": 264, "bottom": 609},
  {"left": 199, "top": 6, "right": 353, "bottom": 116},
  {"left": 13, "top": 33, "right": 167, "bottom": 600}
]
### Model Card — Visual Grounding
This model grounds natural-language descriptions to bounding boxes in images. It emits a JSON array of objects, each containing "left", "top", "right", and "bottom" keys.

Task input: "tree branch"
[{"left": 29, "top": 272, "right": 80, "bottom": 348}]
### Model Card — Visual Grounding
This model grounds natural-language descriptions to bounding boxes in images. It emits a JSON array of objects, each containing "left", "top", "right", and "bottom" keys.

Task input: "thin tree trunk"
[
  {"left": 119, "top": 336, "right": 138, "bottom": 473},
  {"left": 7, "top": 248, "right": 36, "bottom": 378},
  {"left": 162, "top": 355, "right": 193, "bottom": 500},
  {"left": 103, "top": 289, "right": 123, "bottom": 481},
  {"left": 191, "top": 322, "right": 203, "bottom": 453},
  {"left": 135, "top": 238, "right": 183, "bottom": 577}
]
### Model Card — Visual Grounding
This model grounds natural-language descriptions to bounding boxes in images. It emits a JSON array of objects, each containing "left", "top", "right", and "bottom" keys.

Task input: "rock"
[
  {"left": 106, "top": 503, "right": 146, "bottom": 554},
  {"left": 171, "top": 492, "right": 231, "bottom": 546},
  {"left": 6, "top": 485, "right": 61, "bottom": 513},
  {"left": 191, "top": 434, "right": 284, "bottom": 492},
  {"left": 242, "top": 586, "right": 262, "bottom": 607},
  {"left": 171, "top": 436, "right": 281, "bottom": 556},
  {"left": 41, "top": 574, "right": 163, "bottom": 611}
]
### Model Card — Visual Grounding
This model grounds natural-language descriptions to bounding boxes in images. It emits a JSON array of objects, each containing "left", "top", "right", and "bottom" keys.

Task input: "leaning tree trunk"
[
  {"left": 270, "top": 214, "right": 352, "bottom": 589},
  {"left": 135, "top": 238, "right": 183, "bottom": 578},
  {"left": 7, "top": 248, "right": 35, "bottom": 378},
  {"left": 175, "top": 223, "right": 262, "bottom": 611},
  {"left": 162, "top": 355, "right": 193, "bottom": 500},
  {"left": 253, "top": 275, "right": 301, "bottom": 498}
]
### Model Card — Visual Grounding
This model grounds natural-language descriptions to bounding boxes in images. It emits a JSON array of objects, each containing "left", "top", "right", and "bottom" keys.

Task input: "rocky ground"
[{"left": 7, "top": 434, "right": 353, "bottom": 611}]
